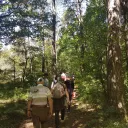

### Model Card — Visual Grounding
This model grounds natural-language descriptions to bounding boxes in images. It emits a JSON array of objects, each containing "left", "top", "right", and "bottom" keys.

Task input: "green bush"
[
  {"left": 104, "top": 120, "right": 128, "bottom": 128},
  {"left": 77, "top": 75, "right": 103, "bottom": 105},
  {"left": 13, "top": 87, "right": 28, "bottom": 101}
]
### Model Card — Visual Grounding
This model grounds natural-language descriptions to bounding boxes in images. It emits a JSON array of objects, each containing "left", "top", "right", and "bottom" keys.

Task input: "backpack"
[{"left": 52, "top": 82, "right": 65, "bottom": 99}]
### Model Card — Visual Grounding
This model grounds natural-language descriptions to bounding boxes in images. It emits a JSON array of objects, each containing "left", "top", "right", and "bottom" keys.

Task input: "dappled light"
[
  {"left": 0, "top": 0, "right": 128, "bottom": 127},
  {"left": 19, "top": 90, "right": 99, "bottom": 128}
]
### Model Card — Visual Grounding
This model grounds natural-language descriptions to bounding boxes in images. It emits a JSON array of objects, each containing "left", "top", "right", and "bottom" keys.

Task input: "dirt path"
[{"left": 19, "top": 88, "right": 96, "bottom": 128}]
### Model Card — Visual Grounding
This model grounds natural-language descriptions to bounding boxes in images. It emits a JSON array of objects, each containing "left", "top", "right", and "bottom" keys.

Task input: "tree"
[
  {"left": 107, "top": 0, "right": 126, "bottom": 117},
  {"left": 121, "top": 0, "right": 128, "bottom": 73},
  {"left": 51, "top": 0, "right": 57, "bottom": 74},
  {"left": 0, "top": 0, "right": 50, "bottom": 44}
]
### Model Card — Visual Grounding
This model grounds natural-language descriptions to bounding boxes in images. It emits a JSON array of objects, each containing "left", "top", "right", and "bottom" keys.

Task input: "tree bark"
[
  {"left": 42, "top": 29, "right": 45, "bottom": 73},
  {"left": 30, "top": 56, "right": 34, "bottom": 73},
  {"left": 76, "top": 0, "right": 86, "bottom": 74},
  {"left": 121, "top": 0, "right": 128, "bottom": 70},
  {"left": 22, "top": 43, "right": 28, "bottom": 83},
  {"left": 52, "top": 0, "right": 57, "bottom": 74},
  {"left": 107, "top": 0, "right": 126, "bottom": 116}
]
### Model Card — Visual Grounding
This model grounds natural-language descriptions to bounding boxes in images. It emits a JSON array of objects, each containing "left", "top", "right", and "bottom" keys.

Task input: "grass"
[
  {"left": 0, "top": 81, "right": 128, "bottom": 128},
  {"left": 0, "top": 82, "right": 28, "bottom": 128},
  {"left": 0, "top": 100, "right": 27, "bottom": 128}
]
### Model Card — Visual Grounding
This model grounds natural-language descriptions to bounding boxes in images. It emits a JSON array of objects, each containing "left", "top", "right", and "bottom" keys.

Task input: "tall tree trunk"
[
  {"left": 52, "top": 0, "right": 57, "bottom": 74},
  {"left": 125, "top": 27, "right": 128, "bottom": 70},
  {"left": 23, "top": 56, "right": 28, "bottom": 83},
  {"left": 10, "top": 58, "right": 16, "bottom": 83},
  {"left": 22, "top": 43, "right": 28, "bottom": 83},
  {"left": 77, "top": 0, "right": 85, "bottom": 74},
  {"left": 42, "top": 29, "right": 45, "bottom": 73},
  {"left": 107, "top": 0, "right": 126, "bottom": 117},
  {"left": 99, "top": 56, "right": 107, "bottom": 101},
  {"left": 122, "top": 0, "right": 128, "bottom": 96},
  {"left": 30, "top": 57, "right": 34, "bottom": 73},
  {"left": 121, "top": 0, "right": 128, "bottom": 119},
  {"left": 13, "top": 60, "right": 16, "bottom": 83},
  {"left": 121, "top": 0, "right": 128, "bottom": 69}
]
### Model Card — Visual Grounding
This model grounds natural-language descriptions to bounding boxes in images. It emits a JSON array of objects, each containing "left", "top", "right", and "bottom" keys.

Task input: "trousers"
[
  {"left": 32, "top": 105, "right": 50, "bottom": 128},
  {"left": 55, "top": 108, "right": 65, "bottom": 128}
]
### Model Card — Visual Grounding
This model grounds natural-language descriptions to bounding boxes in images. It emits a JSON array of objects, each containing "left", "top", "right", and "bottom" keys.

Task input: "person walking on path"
[
  {"left": 64, "top": 74, "right": 74, "bottom": 112},
  {"left": 43, "top": 73, "right": 50, "bottom": 89},
  {"left": 51, "top": 75, "right": 69, "bottom": 128},
  {"left": 27, "top": 77, "right": 53, "bottom": 128},
  {"left": 51, "top": 75, "right": 58, "bottom": 89},
  {"left": 71, "top": 75, "right": 75, "bottom": 99}
]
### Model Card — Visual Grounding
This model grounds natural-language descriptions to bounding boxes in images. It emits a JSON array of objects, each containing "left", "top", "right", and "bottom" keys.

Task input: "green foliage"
[
  {"left": 0, "top": 0, "right": 128, "bottom": 127},
  {"left": 0, "top": 42, "right": 3, "bottom": 50},
  {"left": 0, "top": 82, "right": 28, "bottom": 127},
  {"left": 0, "top": 0, "right": 50, "bottom": 44},
  {"left": 87, "top": 118, "right": 128, "bottom": 128},
  {"left": 104, "top": 120, "right": 128, "bottom": 128},
  {"left": 13, "top": 87, "right": 28, "bottom": 101},
  {"left": 25, "top": 73, "right": 37, "bottom": 85},
  {"left": 0, "top": 100, "right": 26, "bottom": 128},
  {"left": 58, "top": 0, "right": 107, "bottom": 81},
  {"left": 77, "top": 75, "right": 104, "bottom": 105},
  {"left": 0, "top": 82, "right": 28, "bottom": 101}
]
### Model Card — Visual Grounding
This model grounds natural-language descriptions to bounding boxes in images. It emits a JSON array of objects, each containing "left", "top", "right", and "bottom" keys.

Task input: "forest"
[{"left": 0, "top": 0, "right": 128, "bottom": 128}]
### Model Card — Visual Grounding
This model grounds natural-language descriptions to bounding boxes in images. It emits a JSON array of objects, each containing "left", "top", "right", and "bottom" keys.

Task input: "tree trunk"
[
  {"left": 22, "top": 57, "right": 28, "bottom": 83},
  {"left": 121, "top": 0, "right": 128, "bottom": 69},
  {"left": 42, "top": 29, "right": 45, "bottom": 73},
  {"left": 107, "top": 0, "right": 126, "bottom": 115},
  {"left": 22, "top": 43, "right": 28, "bottom": 83},
  {"left": 30, "top": 57, "right": 34, "bottom": 73},
  {"left": 77, "top": 0, "right": 86, "bottom": 74},
  {"left": 52, "top": 0, "right": 57, "bottom": 74},
  {"left": 13, "top": 60, "right": 16, "bottom": 83}
]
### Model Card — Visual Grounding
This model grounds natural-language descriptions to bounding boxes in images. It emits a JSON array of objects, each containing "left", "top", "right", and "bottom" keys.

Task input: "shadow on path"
[{"left": 19, "top": 88, "right": 102, "bottom": 128}]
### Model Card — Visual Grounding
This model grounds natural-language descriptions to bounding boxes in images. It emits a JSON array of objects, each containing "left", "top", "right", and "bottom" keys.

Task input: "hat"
[{"left": 37, "top": 77, "right": 44, "bottom": 82}]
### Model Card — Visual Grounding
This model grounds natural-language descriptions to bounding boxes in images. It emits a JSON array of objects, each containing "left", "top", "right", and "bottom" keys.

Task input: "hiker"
[
  {"left": 51, "top": 75, "right": 69, "bottom": 128},
  {"left": 43, "top": 72, "right": 50, "bottom": 89},
  {"left": 71, "top": 75, "right": 75, "bottom": 92},
  {"left": 64, "top": 74, "right": 74, "bottom": 112},
  {"left": 71, "top": 75, "right": 75, "bottom": 99},
  {"left": 51, "top": 75, "right": 58, "bottom": 90},
  {"left": 27, "top": 77, "right": 53, "bottom": 128},
  {"left": 61, "top": 72, "right": 66, "bottom": 81}
]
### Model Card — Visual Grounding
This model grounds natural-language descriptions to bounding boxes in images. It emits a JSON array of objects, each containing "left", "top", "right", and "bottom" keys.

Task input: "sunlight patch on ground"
[
  {"left": 75, "top": 101, "right": 95, "bottom": 112},
  {"left": 72, "top": 120, "right": 87, "bottom": 128},
  {"left": 0, "top": 99, "right": 12, "bottom": 103},
  {"left": 24, "top": 122, "right": 33, "bottom": 128},
  {"left": 19, "top": 119, "right": 33, "bottom": 128}
]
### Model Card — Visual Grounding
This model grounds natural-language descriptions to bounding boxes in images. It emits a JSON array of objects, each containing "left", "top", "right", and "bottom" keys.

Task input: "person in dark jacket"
[{"left": 64, "top": 74, "right": 74, "bottom": 112}]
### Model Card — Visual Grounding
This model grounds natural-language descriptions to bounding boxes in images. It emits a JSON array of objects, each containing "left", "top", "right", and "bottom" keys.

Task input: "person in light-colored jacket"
[{"left": 27, "top": 77, "right": 53, "bottom": 128}]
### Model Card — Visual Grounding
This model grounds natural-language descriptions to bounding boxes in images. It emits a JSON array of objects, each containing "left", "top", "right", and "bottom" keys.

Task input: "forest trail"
[{"left": 19, "top": 87, "right": 97, "bottom": 128}]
